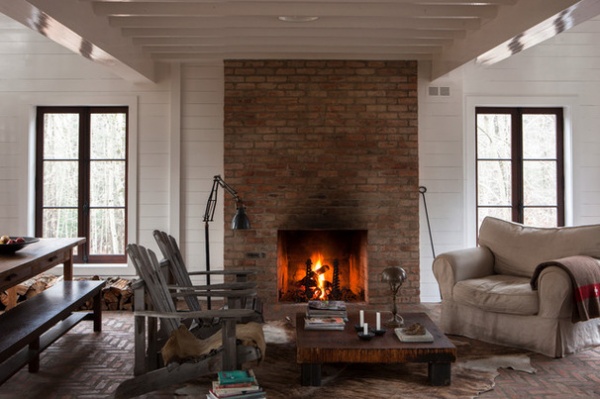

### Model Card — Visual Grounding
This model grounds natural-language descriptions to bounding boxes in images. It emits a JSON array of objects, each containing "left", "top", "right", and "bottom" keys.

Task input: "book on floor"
[
  {"left": 209, "top": 369, "right": 265, "bottom": 399},
  {"left": 217, "top": 370, "right": 256, "bottom": 386},
  {"left": 207, "top": 390, "right": 266, "bottom": 399},
  {"left": 212, "top": 380, "right": 261, "bottom": 396}
]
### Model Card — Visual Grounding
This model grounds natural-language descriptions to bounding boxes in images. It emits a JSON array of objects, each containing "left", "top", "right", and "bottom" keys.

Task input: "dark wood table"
[
  {"left": 296, "top": 311, "right": 457, "bottom": 386},
  {"left": 0, "top": 238, "right": 85, "bottom": 309}
]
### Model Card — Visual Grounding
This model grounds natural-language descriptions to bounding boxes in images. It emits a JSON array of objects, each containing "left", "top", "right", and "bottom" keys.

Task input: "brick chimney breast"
[{"left": 223, "top": 60, "right": 419, "bottom": 307}]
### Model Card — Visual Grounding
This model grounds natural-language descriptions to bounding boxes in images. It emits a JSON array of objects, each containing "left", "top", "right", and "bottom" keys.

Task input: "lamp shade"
[{"left": 232, "top": 206, "right": 251, "bottom": 230}]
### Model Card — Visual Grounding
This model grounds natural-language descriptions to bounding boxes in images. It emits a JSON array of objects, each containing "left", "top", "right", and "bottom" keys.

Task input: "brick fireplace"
[{"left": 223, "top": 60, "right": 419, "bottom": 307}]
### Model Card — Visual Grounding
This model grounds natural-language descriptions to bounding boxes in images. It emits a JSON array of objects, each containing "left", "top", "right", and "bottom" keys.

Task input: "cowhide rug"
[{"left": 175, "top": 319, "right": 536, "bottom": 399}]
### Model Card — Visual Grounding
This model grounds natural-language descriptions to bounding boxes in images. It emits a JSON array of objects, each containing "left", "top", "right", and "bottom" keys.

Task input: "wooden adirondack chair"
[
  {"left": 153, "top": 230, "right": 264, "bottom": 326},
  {"left": 113, "top": 243, "right": 264, "bottom": 399}
]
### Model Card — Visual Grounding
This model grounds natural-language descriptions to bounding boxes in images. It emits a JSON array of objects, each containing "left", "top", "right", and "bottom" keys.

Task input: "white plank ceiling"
[{"left": 0, "top": 0, "right": 599, "bottom": 83}]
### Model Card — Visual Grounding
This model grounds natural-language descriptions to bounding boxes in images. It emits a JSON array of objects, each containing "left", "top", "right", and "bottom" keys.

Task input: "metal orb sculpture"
[{"left": 381, "top": 266, "right": 407, "bottom": 327}]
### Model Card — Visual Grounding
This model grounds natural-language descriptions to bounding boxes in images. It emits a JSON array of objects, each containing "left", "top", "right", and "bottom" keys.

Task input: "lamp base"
[{"left": 386, "top": 313, "right": 404, "bottom": 328}]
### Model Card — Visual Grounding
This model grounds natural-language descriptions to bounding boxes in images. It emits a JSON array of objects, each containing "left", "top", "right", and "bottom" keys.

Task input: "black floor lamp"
[{"left": 203, "top": 175, "right": 251, "bottom": 309}]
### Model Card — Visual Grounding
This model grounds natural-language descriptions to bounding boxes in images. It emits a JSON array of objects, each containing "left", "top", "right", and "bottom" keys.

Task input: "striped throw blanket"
[{"left": 531, "top": 255, "right": 600, "bottom": 323}]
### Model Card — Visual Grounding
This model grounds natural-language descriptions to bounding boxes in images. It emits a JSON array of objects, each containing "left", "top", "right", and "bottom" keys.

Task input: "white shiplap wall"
[
  {"left": 0, "top": 14, "right": 171, "bottom": 276},
  {"left": 180, "top": 63, "right": 226, "bottom": 284}
]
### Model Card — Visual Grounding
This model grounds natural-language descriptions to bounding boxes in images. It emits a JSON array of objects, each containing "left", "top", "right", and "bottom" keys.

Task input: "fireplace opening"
[{"left": 277, "top": 230, "right": 367, "bottom": 303}]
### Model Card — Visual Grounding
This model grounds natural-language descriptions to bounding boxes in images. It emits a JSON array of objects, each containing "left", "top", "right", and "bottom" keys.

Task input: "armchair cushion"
[
  {"left": 478, "top": 217, "right": 600, "bottom": 278},
  {"left": 453, "top": 274, "right": 538, "bottom": 315}
]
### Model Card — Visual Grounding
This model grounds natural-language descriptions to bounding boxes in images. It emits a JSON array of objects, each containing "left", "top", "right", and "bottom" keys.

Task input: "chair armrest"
[
  {"left": 168, "top": 287, "right": 257, "bottom": 299},
  {"left": 432, "top": 246, "right": 495, "bottom": 300},
  {"left": 187, "top": 269, "right": 257, "bottom": 276},
  {"left": 535, "top": 265, "right": 573, "bottom": 319},
  {"left": 168, "top": 282, "right": 257, "bottom": 291},
  {"left": 135, "top": 308, "right": 257, "bottom": 320}
]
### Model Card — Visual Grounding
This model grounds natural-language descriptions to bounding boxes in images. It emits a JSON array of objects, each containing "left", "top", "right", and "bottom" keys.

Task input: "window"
[
  {"left": 476, "top": 107, "right": 564, "bottom": 229},
  {"left": 35, "top": 106, "right": 128, "bottom": 263}
]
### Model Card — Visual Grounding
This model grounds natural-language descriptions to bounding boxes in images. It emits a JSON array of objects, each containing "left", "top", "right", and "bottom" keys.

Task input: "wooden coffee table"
[{"left": 296, "top": 312, "right": 456, "bottom": 386}]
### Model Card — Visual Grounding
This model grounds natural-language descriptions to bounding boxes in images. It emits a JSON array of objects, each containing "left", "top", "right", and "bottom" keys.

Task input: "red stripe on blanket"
[{"left": 575, "top": 283, "right": 600, "bottom": 302}]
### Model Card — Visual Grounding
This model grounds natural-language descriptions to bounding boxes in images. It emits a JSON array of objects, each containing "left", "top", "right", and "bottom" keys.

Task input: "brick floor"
[{"left": 1, "top": 306, "right": 599, "bottom": 398}]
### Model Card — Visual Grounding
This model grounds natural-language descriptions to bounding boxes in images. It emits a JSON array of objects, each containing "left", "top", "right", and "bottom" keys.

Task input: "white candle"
[
  {"left": 363, "top": 322, "right": 368, "bottom": 335},
  {"left": 359, "top": 310, "right": 364, "bottom": 326},
  {"left": 376, "top": 312, "right": 381, "bottom": 330}
]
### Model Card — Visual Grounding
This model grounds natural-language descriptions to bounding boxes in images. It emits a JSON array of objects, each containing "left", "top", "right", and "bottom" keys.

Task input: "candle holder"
[
  {"left": 357, "top": 331, "right": 375, "bottom": 341},
  {"left": 382, "top": 266, "right": 407, "bottom": 328}
]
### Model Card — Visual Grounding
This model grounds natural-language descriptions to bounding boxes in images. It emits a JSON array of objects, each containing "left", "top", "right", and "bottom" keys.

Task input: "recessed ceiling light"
[{"left": 278, "top": 16, "right": 319, "bottom": 23}]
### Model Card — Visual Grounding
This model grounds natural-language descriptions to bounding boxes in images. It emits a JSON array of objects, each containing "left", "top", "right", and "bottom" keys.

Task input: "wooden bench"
[{"left": 0, "top": 279, "right": 105, "bottom": 385}]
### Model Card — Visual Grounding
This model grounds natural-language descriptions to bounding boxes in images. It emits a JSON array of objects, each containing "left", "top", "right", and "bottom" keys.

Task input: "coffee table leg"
[
  {"left": 301, "top": 363, "right": 321, "bottom": 386},
  {"left": 428, "top": 362, "right": 451, "bottom": 386}
]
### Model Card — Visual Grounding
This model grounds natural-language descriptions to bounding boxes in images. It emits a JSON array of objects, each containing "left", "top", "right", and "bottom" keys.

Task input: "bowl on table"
[{"left": 0, "top": 237, "right": 39, "bottom": 254}]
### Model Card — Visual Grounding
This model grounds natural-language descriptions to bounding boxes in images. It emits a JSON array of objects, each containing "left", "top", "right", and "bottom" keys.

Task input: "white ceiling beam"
[
  {"left": 92, "top": 2, "right": 498, "bottom": 19},
  {"left": 144, "top": 44, "right": 441, "bottom": 55},
  {"left": 132, "top": 36, "right": 452, "bottom": 47},
  {"left": 121, "top": 27, "right": 466, "bottom": 40},
  {"left": 431, "top": 0, "right": 587, "bottom": 80},
  {"left": 0, "top": 0, "right": 156, "bottom": 83},
  {"left": 85, "top": 0, "right": 516, "bottom": 4},
  {"left": 150, "top": 50, "right": 433, "bottom": 61},
  {"left": 108, "top": 15, "right": 481, "bottom": 30}
]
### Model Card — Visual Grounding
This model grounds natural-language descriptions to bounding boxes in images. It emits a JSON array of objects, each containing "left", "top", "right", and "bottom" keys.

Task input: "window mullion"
[
  {"left": 80, "top": 109, "right": 91, "bottom": 263},
  {"left": 512, "top": 109, "right": 523, "bottom": 223}
]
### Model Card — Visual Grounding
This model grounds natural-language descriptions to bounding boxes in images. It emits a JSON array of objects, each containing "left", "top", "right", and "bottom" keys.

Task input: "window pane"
[
  {"left": 42, "top": 208, "right": 78, "bottom": 238},
  {"left": 91, "top": 113, "right": 127, "bottom": 159},
  {"left": 90, "top": 209, "right": 125, "bottom": 255},
  {"left": 523, "top": 114, "right": 556, "bottom": 159},
  {"left": 477, "top": 114, "right": 511, "bottom": 159},
  {"left": 43, "top": 114, "right": 79, "bottom": 159},
  {"left": 524, "top": 208, "right": 557, "bottom": 227},
  {"left": 90, "top": 161, "right": 126, "bottom": 206},
  {"left": 523, "top": 160, "right": 557, "bottom": 205},
  {"left": 43, "top": 161, "right": 78, "bottom": 207},
  {"left": 478, "top": 160, "right": 512, "bottom": 205},
  {"left": 478, "top": 207, "right": 512, "bottom": 230}
]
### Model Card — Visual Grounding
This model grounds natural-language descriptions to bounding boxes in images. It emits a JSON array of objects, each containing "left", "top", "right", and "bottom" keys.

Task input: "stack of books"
[
  {"left": 207, "top": 369, "right": 266, "bottom": 399},
  {"left": 304, "top": 300, "right": 348, "bottom": 331},
  {"left": 306, "top": 300, "right": 348, "bottom": 320}
]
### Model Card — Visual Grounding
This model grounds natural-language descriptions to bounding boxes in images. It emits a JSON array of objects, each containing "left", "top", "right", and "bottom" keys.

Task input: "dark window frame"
[
  {"left": 475, "top": 106, "right": 565, "bottom": 228},
  {"left": 35, "top": 106, "right": 129, "bottom": 264}
]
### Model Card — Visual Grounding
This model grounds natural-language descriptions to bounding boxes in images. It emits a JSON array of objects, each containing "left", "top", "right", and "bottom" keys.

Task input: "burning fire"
[{"left": 312, "top": 253, "right": 330, "bottom": 300}]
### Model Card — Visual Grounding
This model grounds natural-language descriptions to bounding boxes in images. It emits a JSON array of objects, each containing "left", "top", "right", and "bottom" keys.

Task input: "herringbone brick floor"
[{"left": 1, "top": 308, "right": 599, "bottom": 398}]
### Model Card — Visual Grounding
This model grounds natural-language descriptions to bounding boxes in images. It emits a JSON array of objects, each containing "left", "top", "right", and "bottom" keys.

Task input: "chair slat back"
[
  {"left": 126, "top": 243, "right": 180, "bottom": 334},
  {"left": 153, "top": 230, "right": 202, "bottom": 313}
]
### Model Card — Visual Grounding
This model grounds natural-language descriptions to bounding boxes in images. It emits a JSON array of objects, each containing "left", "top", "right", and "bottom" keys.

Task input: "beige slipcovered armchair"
[{"left": 433, "top": 216, "right": 600, "bottom": 358}]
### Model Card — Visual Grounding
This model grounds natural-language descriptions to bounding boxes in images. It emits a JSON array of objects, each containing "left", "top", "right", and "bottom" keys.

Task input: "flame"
[{"left": 312, "top": 253, "right": 327, "bottom": 300}]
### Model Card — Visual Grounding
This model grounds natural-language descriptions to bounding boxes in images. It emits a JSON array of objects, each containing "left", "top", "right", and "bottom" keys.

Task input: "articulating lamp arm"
[{"left": 203, "top": 175, "right": 244, "bottom": 223}]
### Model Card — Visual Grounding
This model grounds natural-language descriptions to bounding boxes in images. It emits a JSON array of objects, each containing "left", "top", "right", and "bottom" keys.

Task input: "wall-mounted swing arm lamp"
[{"left": 202, "top": 175, "right": 251, "bottom": 309}]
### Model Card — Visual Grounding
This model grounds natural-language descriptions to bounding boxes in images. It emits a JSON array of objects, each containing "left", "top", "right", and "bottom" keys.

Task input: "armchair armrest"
[
  {"left": 432, "top": 246, "right": 494, "bottom": 299},
  {"left": 535, "top": 265, "right": 573, "bottom": 319}
]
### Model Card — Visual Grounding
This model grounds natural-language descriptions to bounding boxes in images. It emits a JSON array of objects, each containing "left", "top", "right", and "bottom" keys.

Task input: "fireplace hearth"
[{"left": 277, "top": 230, "right": 367, "bottom": 303}]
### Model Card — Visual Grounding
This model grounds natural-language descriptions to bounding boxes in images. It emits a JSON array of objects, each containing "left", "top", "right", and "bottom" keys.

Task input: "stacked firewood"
[{"left": 0, "top": 275, "right": 134, "bottom": 311}]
